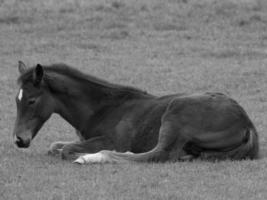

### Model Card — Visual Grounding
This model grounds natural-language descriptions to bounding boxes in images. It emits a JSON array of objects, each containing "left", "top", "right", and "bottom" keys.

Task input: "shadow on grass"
[
  {"left": 101, "top": 29, "right": 129, "bottom": 40},
  {"left": 202, "top": 48, "right": 267, "bottom": 59},
  {"left": 0, "top": 15, "right": 33, "bottom": 24}
]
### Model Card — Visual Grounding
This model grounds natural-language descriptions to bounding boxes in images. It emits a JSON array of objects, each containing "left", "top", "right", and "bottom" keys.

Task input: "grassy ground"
[{"left": 0, "top": 0, "right": 267, "bottom": 199}]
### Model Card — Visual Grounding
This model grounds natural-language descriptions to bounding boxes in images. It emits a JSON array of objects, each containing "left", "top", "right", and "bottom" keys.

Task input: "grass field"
[{"left": 0, "top": 0, "right": 267, "bottom": 199}]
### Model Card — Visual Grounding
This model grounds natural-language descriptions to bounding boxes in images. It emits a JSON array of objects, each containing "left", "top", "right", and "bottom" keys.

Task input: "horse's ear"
[
  {"left": 33, "top": 64, "right": 44, "bottom": 86},
  {"left": 18, "top": 61, "right": 27, "bottom": 74}
]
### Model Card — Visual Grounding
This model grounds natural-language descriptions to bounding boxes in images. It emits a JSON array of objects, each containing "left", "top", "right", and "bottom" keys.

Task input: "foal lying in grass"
[{"left": 13, "top": 61, "right": 259, "bottom": 164}]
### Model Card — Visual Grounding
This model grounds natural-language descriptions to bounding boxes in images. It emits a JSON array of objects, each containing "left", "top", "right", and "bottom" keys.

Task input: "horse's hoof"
[
  {"left": 73, "top": 157, "right": 86, "bottom": 164},
  {"left": 60, "top": 150, "right": 79, "bottom": 161},
  {"left": 48, "top": 148, "right": 62, "bottom": 156},
  {"left": 179, "top": 155, "right": 194, "bottom": 161}
]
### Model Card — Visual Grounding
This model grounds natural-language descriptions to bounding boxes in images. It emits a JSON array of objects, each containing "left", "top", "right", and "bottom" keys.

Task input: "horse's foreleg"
[
  {"left": 74, "top": 120, "right": 189, "bottom": 164},
  {"left": 60, "top": 136, "right": 113, "bottom": 160},
  {"left": 48, "top": 141, "right": 76, "bottom": 156},
  {"left": 48, "top": 130, "right": 84, "bottom": 156}
]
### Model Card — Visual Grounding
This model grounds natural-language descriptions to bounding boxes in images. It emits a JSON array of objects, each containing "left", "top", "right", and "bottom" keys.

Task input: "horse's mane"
[{"left": 18, "top": 63, "right": 152, "bottom": 99}]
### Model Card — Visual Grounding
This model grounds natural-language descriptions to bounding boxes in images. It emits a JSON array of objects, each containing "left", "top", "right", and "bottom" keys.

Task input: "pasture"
[{"left": 0, "top": 0, "right": 267, "bottom": 199}]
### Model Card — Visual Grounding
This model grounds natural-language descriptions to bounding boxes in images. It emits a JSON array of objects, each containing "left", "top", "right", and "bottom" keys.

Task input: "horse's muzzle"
[{"left": 14, "top": 136, "right": 30, "bottom": 148}]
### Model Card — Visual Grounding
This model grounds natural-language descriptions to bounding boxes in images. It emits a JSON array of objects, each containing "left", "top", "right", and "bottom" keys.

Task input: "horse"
[{"left": 13, "top": 61, "right": 259, "bottom": 164}]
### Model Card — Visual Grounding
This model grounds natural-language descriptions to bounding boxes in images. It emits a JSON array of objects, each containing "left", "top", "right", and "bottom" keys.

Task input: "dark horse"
[{"left": 13, "top": 61, "right": 259, "bottom": 164}]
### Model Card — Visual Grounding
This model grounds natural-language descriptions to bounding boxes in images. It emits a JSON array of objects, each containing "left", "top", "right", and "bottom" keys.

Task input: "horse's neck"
[
  {"left": 53, "top": 85, "right": 108, "bottom": 131},
  {"left": 50, "top": 74, "right": 151, "bottom": 132},
  {"left": 54, "top": 95, "right": 91, "bottom": 131}
]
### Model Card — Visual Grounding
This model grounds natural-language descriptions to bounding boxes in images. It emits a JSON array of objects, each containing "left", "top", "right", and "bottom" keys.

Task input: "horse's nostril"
[
  {"left": 15, "top": 136, "right": 22, "bottom": 146},
  {"left": 15, "top": 136, "right": 30, "bottom": 148}
]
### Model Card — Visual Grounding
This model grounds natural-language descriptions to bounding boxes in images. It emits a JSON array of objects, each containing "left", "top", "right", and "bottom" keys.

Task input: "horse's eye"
[{"left": 28, "top": 99, "right": 36, "bottom": 105}]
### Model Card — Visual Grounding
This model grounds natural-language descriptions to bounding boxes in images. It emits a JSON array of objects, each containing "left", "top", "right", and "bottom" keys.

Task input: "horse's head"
[{"left": 13, "top": 61, "right": 55, "bottom": 148}]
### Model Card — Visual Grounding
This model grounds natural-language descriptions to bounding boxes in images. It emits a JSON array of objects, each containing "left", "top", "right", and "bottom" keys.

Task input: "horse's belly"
[{"left": 131, "top": 127, "right": 160, "bottom": 153}]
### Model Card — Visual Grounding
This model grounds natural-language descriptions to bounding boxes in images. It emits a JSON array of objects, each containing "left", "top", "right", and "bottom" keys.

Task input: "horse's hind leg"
[
  {"left": 168, "top": 144, "right": 194, "bottom": 161},
  {"left": 151, "top": 121, "right": 189, "bottom": 162}
]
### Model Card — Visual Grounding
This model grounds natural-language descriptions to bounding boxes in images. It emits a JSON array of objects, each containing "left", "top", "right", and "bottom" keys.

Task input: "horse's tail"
[
  {"left": 243, "top": 125, "right": 259, "bottom": 159},
  {"left": 200, "top": 125, "right": 259, "bottom": 160}
]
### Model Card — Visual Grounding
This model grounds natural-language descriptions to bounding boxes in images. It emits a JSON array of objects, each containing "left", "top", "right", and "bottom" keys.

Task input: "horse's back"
[{"left": 164, "top": 92, "right": 252, "bottom": 132}]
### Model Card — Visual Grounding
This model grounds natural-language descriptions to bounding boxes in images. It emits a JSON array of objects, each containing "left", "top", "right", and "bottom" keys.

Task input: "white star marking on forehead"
[{"left": 18, "top": 89, "right": 23, "bottom": 101}]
